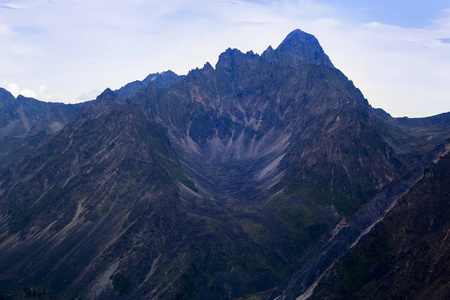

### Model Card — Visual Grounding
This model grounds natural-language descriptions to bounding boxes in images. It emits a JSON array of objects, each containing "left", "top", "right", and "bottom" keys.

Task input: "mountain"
[
  {"left": 0, "top": 89, "right": 83, "bottom": 170},
  {"left": 0, "top": 29, "right": 449, "bottom": 299}
]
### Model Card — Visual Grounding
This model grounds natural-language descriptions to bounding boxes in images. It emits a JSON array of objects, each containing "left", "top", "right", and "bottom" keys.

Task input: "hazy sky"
[{"left": 1, "top": 0, "right": 449, "bottom": 117}]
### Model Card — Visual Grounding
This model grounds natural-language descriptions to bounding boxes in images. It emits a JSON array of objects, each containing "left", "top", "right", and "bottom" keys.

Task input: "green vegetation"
[
  {"left": 7, "top": 286, "right": 52, "bottom": 300},
  {"left": 160, "top": 156, "right": 197, "bottom": 192},
  {"left": 273, "top": 200, "right": 330, "bottom": 254}
]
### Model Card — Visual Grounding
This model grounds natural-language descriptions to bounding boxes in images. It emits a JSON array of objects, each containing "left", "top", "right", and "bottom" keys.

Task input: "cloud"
[
  {"left": 439, "top": 38, "right": 450, "bottom": 44},
  {"left": 76, "top": 89, "right": 102, "bottom": 101},
  {"left": 0, "top": 3, "right": 23, "bottom": 9},
  {"left": 329, "top": 18, "right": 450, "bottom": 116},
  {"left": 20, "top": 88, "right": 37, "bottom": 98},
  {"left": 7, "top": 83, "right": 19, "bottom": 96},
  {"left": 5, "top": 83, "right": 57, "bottom": 102}
]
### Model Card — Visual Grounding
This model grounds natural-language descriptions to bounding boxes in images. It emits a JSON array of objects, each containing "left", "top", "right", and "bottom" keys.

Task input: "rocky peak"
[
  {"left": 272, "top": 29, "right": 334, "bottom": 67},
  {"left": 261, "top": 45, "right": 276, "bottom": 61},
  {"left": 215, "top": 48, "right": 241, "bottom": 71},
  {"left": 79, "top": 88, "right": 123, "bottom": 120},
  {"left": 202, "top": 61, "right": 214, "bottom": 71},
  {"left": 143, "top": 70, "right": 183, "bottom": 91},
  {"left": 97, "top": 88, "right": 117, "bottom": 102},
  {"left": 215, "top": 48, "right": 259, "bottom": 72},
  {"left": 215, "top": 29, "right": 334, "bottom": 71},
  {"left": 143, "top": 70, "right": 177, "bottom": 84}
]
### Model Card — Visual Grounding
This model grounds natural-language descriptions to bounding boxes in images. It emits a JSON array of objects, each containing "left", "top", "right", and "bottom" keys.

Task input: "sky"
[{"left": 1, "top": 0, "right": 449, "bottom": 117}]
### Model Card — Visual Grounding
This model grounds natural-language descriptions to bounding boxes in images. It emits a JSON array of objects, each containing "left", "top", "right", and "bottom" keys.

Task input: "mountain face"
[
  {"left": 0, "top": 89, "right": 82, "bottom": 171},
  {"left": 0, "top": 29, "right": 449, "bottom": 299},
  {"left": 131, "top": 33, "right": 405, "bottom": 214}
]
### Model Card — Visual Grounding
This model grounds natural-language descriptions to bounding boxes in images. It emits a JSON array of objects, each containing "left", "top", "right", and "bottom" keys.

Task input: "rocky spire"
[{"left": 270, "top": 29, "right": 334, "bottom": 67}]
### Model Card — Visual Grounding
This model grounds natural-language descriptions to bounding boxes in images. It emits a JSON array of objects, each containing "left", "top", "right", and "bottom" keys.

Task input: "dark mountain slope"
[
  {"left": 0, "top": 88, "right": 82, "bottom": 170},
  {"left": 0, "top": 89, "right": 187, "bottom": 298},
  {"left": 310, "top": 141, "right": 450, "bottom": 300}
]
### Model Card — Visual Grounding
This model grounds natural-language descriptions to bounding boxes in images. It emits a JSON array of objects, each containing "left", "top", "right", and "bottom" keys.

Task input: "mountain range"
[{"left": 0, "top": 29, "right": 449, "bottom": 299}]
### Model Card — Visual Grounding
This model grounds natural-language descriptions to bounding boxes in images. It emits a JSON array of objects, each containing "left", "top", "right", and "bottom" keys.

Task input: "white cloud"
[
  {"left": 0, "top": 1, "right": 26, "bottom": 10},
  {"left": 7, "top": 83, "right": 19, "bottom": 96},
  {"left": 5, "top": 82, "right": 58, "bottom": 101},
  {"left": 20, "top": 88, "right": 36, "bottom": 98},
  {"left": 331, "top": 18, "right": 450, "bottom": 117}
]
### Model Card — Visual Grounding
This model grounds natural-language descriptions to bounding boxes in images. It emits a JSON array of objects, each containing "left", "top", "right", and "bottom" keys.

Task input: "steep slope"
[
  {"left": 310, "top": 141, "right": 450, "bottom": 300},
  {"left": 0, "top": 89, "right": 182, "bottom": 297},
  {"left": 0, "top": 88, "right": 82, "bottom": 170}
]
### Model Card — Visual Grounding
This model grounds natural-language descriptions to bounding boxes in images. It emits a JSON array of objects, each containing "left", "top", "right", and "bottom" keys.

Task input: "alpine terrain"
[{"left": 0, "top": 29, "right": 449, "bottom": 299}]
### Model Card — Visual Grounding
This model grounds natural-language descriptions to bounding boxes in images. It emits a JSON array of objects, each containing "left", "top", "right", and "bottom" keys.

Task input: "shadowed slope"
[{"left": 310, "top": 142, "right": 450, "bottom": 300}]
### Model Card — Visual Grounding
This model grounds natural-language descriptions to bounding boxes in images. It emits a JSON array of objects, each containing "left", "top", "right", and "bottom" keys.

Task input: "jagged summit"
[
  {"left": 143, "top": 70, "right": 178, "bottom": 83},
  {"left": 97, "top": 87, "right": 116, "bottom": 99},
  {"left": 215, "top": 47, "right": 258, "bottom": 71},
  {"left": 274, "top": 29, "right": 334, "bottom": 67},
  {"left": 215, "top": 29, "right": 333, "bottom": 71},
  {"left": 263, "top": 29, "right": 334, "bottom": 67},
  {"left": 202, "top": 61, "right": 214, "bottom": 71}
]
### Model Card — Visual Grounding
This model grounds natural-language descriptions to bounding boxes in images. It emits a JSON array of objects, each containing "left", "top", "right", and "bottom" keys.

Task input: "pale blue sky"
[{"left": 1, "top": 0, "right": 449, "bottom": 117}]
